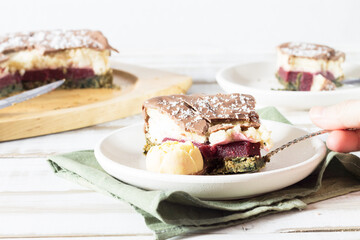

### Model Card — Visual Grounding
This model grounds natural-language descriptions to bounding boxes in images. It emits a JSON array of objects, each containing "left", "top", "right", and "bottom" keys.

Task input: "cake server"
[{"left": 0, "top": 79, "right": 65, "bottom": 109}]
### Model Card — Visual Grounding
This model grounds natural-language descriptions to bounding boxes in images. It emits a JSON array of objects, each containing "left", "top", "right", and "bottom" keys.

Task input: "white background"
[{"left": 2, "top": 0, "right": 360, "bottom": 54}]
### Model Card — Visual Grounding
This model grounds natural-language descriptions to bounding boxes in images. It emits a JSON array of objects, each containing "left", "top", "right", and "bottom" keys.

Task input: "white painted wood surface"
[{"left": 1, "top": 57, "right": 360, "bottom": 239}]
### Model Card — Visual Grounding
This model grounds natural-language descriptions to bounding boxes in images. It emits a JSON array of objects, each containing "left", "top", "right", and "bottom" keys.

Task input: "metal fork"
[{"left": 262, "top": 128, "right": 359, "bottom": 162}]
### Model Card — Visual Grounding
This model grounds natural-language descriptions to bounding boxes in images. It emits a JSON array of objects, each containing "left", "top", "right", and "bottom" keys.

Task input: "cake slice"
[
  {"left": 0, "top": 29, "right": 118, "bottom": 97},
  {"left": 276, "top": 42, "right": 345, "bottom": 91},
  {"left": 142, "top": 93, "right": 272, "bottom": 175}
]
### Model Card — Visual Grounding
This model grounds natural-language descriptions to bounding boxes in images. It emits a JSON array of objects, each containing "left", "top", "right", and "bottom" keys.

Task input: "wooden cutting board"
[{"left": 0, "top": 60, "right": 192, "bottom": 142}]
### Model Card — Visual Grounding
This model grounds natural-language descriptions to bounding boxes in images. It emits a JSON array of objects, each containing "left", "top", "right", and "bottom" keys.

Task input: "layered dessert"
[
  {"left": 0, "top": 29, "right": 118, "bottom": 97},
  {"left": 276, "top": 42, "right": 345, "bottom": 91},
  {"left": 142, "top": 93, "right": 273, "bottom": 175}
]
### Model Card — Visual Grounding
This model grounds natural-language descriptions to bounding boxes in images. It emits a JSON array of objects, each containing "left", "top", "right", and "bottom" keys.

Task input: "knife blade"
[
  {"left": 343, "top": 78, "right": 360, "bottom": 85},
  {"left": 0, "top": 79, "right": 65, "bottom": 109}
]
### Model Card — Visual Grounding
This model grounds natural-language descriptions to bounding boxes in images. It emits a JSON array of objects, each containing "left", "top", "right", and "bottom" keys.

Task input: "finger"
[
  {"left": 326, "top": 129, "right": 360, "bottom": 153},
  {"left": 309, "top": 100, "right": 360, "bottom": 130}
]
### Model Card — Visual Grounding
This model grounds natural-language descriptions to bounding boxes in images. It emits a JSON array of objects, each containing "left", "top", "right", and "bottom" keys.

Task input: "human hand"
[{"left": 309, "top": 100, "right": 360, "bottom": 152}]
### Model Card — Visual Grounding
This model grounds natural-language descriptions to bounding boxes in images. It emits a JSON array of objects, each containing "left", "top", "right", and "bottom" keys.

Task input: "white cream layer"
[
  {"left": 0, "top": 48, "right": 110, "bottom": 75},
  {"left": 310, "top": 74, "right": 335, "bottom": 91},
  {"left": 146, "top": 108, "right": 273, "bottom": 150},
  {"left": 146, "top": 108, "right": 207, "bottom": 144},
  {"left": 277, "top": 49, "right": 344, "bottom": 79},
  {"left": 209, "top": 125, "right": 273, "bottom": 150}
]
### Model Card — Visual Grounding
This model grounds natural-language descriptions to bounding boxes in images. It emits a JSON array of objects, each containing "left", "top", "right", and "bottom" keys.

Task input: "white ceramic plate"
[
  {"left": 94, "top": 120, "right": 326, "bottom": 200},
  {"left": 216, "top": 61, "right": 360, "bottom": 109}
]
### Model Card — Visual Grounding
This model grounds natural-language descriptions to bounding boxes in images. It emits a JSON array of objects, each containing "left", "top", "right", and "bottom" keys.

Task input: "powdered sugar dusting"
[
  {"left": 279, "top": 42, "right": 335, "bottom": 58},
  {"left": 0, "top": 29, "right": 113, "bottom": 55}
]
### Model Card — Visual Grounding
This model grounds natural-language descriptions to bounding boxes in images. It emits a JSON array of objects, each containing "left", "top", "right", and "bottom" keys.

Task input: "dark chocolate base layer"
[
  {"left": 0, "top": 83, "right": 22, "bottom": 98},
  {"left": 0, "top": 71, "right": 115, "bottom": 97},
  {"left": 22, "top": 72, "right": 114, "bottom": 89},
  {"left": 143, "top": 138, "right": 157, "bottom": 154},
  {"left": 209, "top": 156, "right": 265, "bottom": 175}
]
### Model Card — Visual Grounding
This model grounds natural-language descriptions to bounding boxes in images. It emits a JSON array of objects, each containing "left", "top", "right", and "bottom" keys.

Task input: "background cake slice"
[
  {"left": 276, "top": 42, "right": 345, "bottom": 91},
  {"left": 0, "top": 29, "right": 118, "bottom": 97},
  {"left": 142, "top": 93, "right": 272, "bottom": 175}
]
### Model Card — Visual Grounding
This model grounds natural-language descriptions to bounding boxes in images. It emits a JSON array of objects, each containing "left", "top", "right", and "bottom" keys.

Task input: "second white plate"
[
  {"left": 94, "top": 120, "right": 326, "bottom": 200},
  {"left": 216, "top": 61, "right": 360, "bottom": 109}
]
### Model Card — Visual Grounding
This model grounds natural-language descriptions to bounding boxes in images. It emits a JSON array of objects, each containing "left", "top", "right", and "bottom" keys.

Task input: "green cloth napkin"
[{"left": 48, "top": 106, "right": 360, "bottom": 240}]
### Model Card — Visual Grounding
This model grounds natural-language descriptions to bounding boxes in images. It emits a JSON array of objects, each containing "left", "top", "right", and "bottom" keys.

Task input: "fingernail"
[{"left": 309, "top": 106, "right": 324, "bottom": 119}]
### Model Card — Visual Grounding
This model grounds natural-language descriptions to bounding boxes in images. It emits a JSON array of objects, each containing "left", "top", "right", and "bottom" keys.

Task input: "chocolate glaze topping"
[
  {"left": 0, "top": 29, "right": 118, "bottom": 63},
  {"left": 143, "top": 93, "right": 260, "bottom": 135},
  {"left": 278, "top": 42, "right": 345, "bottom": 60}
]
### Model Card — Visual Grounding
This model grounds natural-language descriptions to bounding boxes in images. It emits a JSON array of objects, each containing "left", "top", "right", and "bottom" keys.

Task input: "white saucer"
[
  {"left": 216, "top": 61, "right": 360, "bottom": 109},
  {"left": 94, "top": 120, "right": 326, "bottom": 200}
]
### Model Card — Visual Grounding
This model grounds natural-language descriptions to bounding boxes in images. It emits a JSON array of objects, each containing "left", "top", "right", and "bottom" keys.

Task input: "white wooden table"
[{"left": 1, "top": 56, "right": 360, "bottom": 240}]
